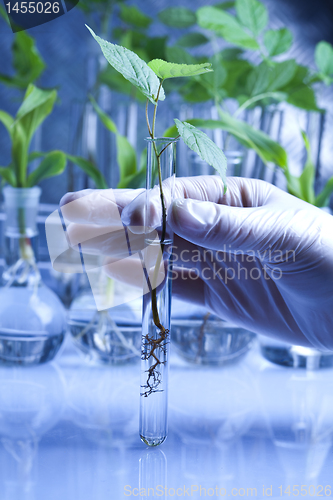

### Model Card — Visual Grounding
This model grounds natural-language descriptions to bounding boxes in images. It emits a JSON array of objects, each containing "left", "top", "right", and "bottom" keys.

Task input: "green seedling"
[{"left": 87, "top": 25, "right": 227, "bottom": 396}]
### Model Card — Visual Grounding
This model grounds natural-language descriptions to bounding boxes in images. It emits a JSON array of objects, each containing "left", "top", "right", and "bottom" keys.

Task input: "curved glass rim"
[
  {"left": 3, "top": 185, "right": 42, "bottom": 194},
  {"left": 145, "top": 136, "right": 179, "bottom": 143}
]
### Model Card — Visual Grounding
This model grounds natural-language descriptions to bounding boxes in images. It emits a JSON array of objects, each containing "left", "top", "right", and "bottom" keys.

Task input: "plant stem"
[{"left": 142, "top": 81, "right": 172, "bottom": 397}]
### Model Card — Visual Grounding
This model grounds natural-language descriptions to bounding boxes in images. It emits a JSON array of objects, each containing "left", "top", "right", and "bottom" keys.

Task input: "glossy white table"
[{"left": 0, "top": 336, "right": 332, "bottom": 500}]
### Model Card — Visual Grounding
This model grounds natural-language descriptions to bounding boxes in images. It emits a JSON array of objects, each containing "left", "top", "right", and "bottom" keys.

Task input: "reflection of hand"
[{"left": 61, "top": 177, "right": 333, "bottom": 350}]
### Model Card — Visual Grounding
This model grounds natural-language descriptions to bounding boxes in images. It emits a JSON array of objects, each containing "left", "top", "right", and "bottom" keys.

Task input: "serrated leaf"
[
  {"left": 158, "top": 7, "right": 196, "bottom": 28},
  {"left": 67, "top": 155, "right": 108, "bottom": 189},
  {"left": 197, "top": 6, "right": 259, "bottom": 50},
  {"left": 174, "top": 119, "right": 227, "bottom": 191},
  {"left": 264, "top": 28, "right": 293, "bottom": 57},
  {"left": 86, "top": 26, "right": 164, "bottom": 104},
  {"left": 177, "top": 33, "right": 209, "bottom": 48},
  {"left": 315, "top": 41, "right": 333, "bottom": 76},
  {"left": 119, "top": 4, "right": 152, "bottom": 29},
  {"left": 148, "top": 59, "right": 212, "bottom": 80},
  {"left": 166, "top": 114, "right": 288, "bottom": 170},
  {"left": 26, "top": 151, "right": 66, "bottom": 187},
  {"left": 235, "top": 0, "right": 268, "bottom": 36}
]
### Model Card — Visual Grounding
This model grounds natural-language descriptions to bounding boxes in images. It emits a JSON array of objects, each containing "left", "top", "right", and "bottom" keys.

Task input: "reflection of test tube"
[
  {"left": 139, "top": 449, "right": 167, "bottom": 499},
  {"left": 139, "top": 138, "right": 177, "bottom": 446}
]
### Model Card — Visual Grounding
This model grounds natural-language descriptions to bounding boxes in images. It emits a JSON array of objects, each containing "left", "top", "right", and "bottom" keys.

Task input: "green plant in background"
[
  {"left": 282, "top": 131, "right": 333, "bottom": 208},
  {"left": 0, "top": 85, "right": 64, "bottom": 188},
  {"left": 0, "top": 84, "right": 106, "bottom": 189},
  {"left": 90, "top": 96, "right": 146, "bottom": 188},
  {"left": 0, "top": 5, "right": 45, "bottom": 89},
  {"left": 87, "top": 25, "right": 228, "bottom": 396},
  {"left": 158, "top": 1, "right": 333, "bottom": 113}
]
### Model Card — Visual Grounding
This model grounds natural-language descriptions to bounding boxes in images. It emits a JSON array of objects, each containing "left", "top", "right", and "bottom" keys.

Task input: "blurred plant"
[
  {"left": 158, "top": 0, "right": 332, "bottom": 113},
  {"left": 0, "top": 84, "right": 107, "bottom": 189},
  {"left": 0, "top": 5, "right": 45, "bottom": 89},
  {"left": 282, "top": 131, "right": 333, "bottom": 208},
  {"left": 90, "top": 96, "right": 146, "bottom": 188}
]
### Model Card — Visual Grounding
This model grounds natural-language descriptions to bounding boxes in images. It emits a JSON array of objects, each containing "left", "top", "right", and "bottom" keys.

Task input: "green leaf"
[
  {"left": 174, "top": 119, "right": 227, "bottom": 191},
  {"left": 118, "top": 148, "right": 146, "bottom": 189},
  {"left": 28, "top": 151, "right": 46, "bottom": 162},
  {"left": 180, "top": 81, "right": 213, "bottom": 103},
  {"left": 148, "top": 59, "right": 213, "bottom": 80},
  {"left": 197, "top": 6, "right": 259, "bottom": 50},
  {"left": 264, "top": 28, "right": 293, "bottom": 57},
  {"left": 219, "top": 48, "right": 244, "bottom": 60},
  {"left": 315, "top": 176, "right": 333, "bottom": 208},
  {"left": 166, "top": 114, "right": 288, "bottom": 169},
  {"left": 298, "top": 131, "right": 315, "bottom": 204},
  {"left": 165, "top": 46, "right": 197, "bottom": 65},
  {"left": 67, "top": 155, "right": 108, "bottom": 189},
  {"left": 119, "top": 4, "right": 152, "bottom": 29},
  {"left": 145, "top": 36, "right": 167, "bottom": 62},
  {"left": 89, "top": 97, "right": 137, "bottom": 184},
  {"left": 86, "top": 26, "right": 165, "bottom": 104},
  {"left": 16, "top": 84, "right": 57, "bottom": 144},
  {"left": 315, "top": 41, "right": 333, "bottom": 76},
  {"left": 98, "top": 67, "right": 146, "bottom": 103},
  {"left": 12, "top": 31, "right": 45, "bottom": 88},
  {"left": 176, "top": 33, "right": 209, "bottom": 48},
  {"left": 287, "top": 86, "right": 320, "bottom": 111},
  {"left": 222, "top": 59, "right": 253, "bottom": 98},
  {"left": 158, "top": 7, "right": 197, "bottom": 28},
  {"left": 214, "top": 2, "right": 235, "bottom": 10},
  {"left": 89, "top": 96, "right": 117, "bottom": 133},
  {"left": 246, "top": 60, "right": 296, "bottom": 96},
  {"left": 26, "top": 151, "right": 66, "bottom": 187},
  {"left": 116, "top": 134, "right": 137, "bottom": 182},
  {"left": 235, "top": 0, "right": 268, "bottom": 36},
  {"left": 0, "top": 166, "right": 16, "bottom": 187},
  {"left": 0, "top": 110, "right": 14, "bottom": 138}
]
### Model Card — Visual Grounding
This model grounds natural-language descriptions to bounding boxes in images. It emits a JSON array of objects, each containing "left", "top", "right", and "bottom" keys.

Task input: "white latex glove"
[{"left": 60, "top": 177, "right": 333, "bottom": 350}]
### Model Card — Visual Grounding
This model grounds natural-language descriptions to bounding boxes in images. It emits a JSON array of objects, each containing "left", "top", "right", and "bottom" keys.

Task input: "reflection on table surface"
[{"left": 0, "top": 337, "right": 333, "bottom": 500}]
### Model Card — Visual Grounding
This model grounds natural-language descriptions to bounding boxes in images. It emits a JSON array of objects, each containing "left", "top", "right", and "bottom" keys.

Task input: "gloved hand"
[{"left": 60, "top": 176, "right": 333, "bottom": 350}]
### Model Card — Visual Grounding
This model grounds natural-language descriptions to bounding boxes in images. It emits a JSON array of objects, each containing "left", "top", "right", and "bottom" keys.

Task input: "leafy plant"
[
  {"left": 156, "top": 0, "right": 333, "bottom": 115},
  {"left": 0, "top": 5, "right": 45, "bottom": 89},
  {"left": 0, "top": 84, "right": 107, "bottom": 189},
  {"left": 87, "top": 25, "right": 227, "bottom": 397}
]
